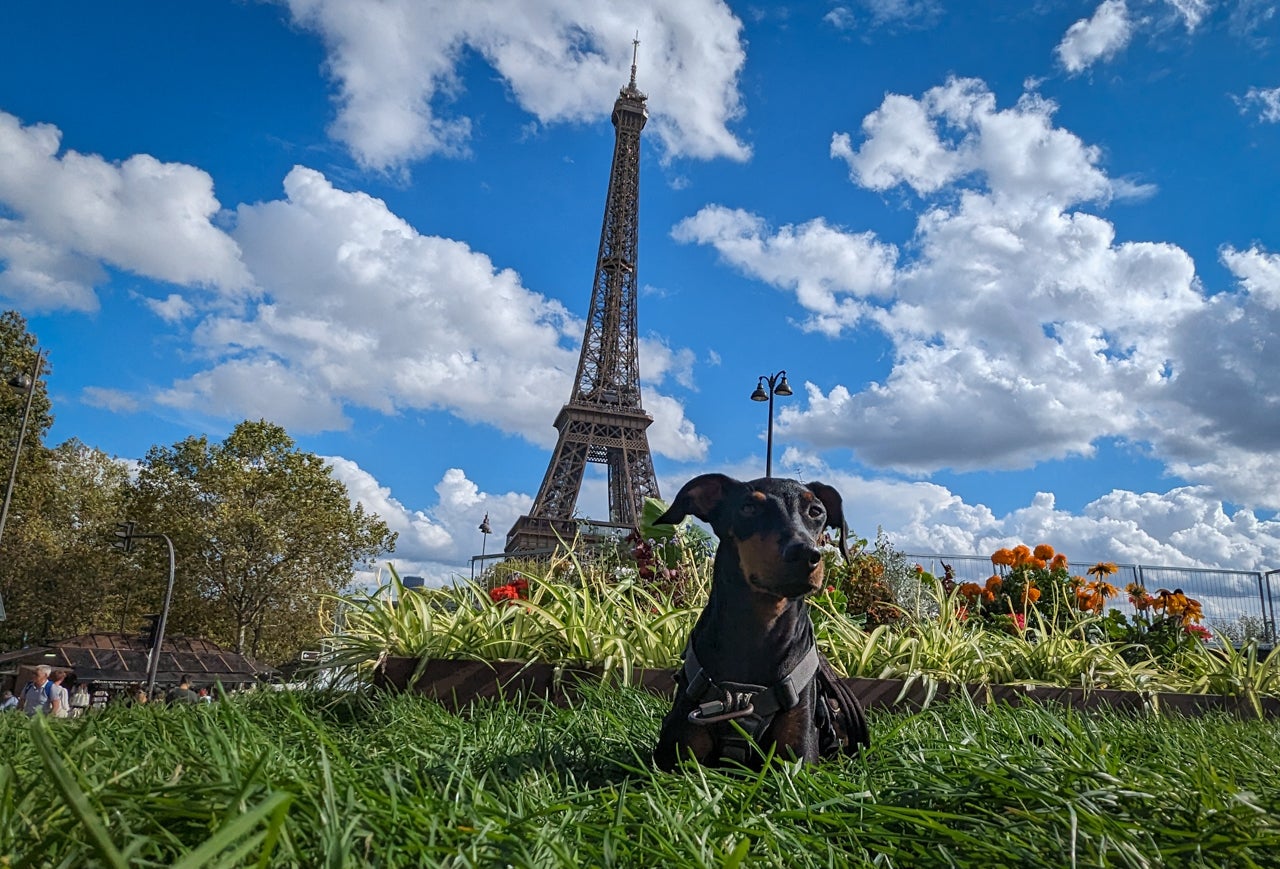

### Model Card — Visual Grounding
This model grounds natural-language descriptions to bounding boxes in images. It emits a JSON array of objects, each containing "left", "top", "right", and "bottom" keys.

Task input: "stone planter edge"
[{"left": 371, "top": 656, "right": 1280, "bottom": 719}]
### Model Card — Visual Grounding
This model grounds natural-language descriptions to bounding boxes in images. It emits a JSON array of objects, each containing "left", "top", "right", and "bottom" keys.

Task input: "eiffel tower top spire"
[
  {"left": 625, "top": 34, "right": 642, "bottom": 95},
  {"left": 504, "top": 42, "right": 661, "bottom": 555}
]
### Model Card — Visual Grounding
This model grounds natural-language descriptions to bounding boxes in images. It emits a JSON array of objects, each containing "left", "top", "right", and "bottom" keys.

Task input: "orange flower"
[
  {"left": 958, "top": 582, "right": 983, "bottom": 600},
  {"left": 982, "top": 589, "right": 997, "bottom": 603},
  {"left": 1075, "top": 586, "right": 1105, "bottom": 614},
  {"left": 1087, "top": 561, "right": 1118, "bottom": 577},
  {"left": 1050, "top": 553, "right": 1069, "bottom": 570},
  {"left": 1012, "top": 545, "right": 1032, "bottom": 565},
  {"left": 1127, "top": 583, "right": 1156, "bottom": 611},
  {"left": 1027, "top": 557, "right": 1047, "bottom": 570},
  {"left": 984, "top": 575, "right": 1003, "bottom": 594},
  {"left": 1021, "top": 585, "right": 1041, "bottom": 605},
  {"left": 1033, "top": 543, "right": 1055, "bottom": 561},
  {"left": 1158, "top": 590, "right": 1204, "bottom": 625},
  {"left": 991, "top": 548, "right": 1016, "bottom": 567}
]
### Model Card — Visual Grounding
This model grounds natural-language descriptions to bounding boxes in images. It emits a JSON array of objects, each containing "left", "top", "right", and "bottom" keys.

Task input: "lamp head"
[
  {"left": 774, "top": 374, "right": 793, "bottom": 396},
  {"left": 6, "top": 373, "right": 32, "bottom": 393},
  {"left": 750, "top": 379, "right": 769, "bottom": 402}
]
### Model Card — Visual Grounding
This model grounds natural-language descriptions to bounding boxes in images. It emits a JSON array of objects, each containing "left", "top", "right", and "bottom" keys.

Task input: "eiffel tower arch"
[{"left": 505, "top": 43, "right": 661, "bottom": 555}]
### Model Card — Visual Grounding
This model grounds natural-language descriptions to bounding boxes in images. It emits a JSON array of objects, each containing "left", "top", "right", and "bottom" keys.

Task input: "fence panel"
[{"left": 906, "top": 554, "right": 1275, "bottom": 646}]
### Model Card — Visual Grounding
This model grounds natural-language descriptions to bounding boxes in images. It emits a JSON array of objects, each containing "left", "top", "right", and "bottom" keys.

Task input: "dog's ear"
[
  {"left": 653, "top": 474, "right": 742, "bottom": 530},
  {"left": 807, "top": 481, "right": 851, "bottom": 563}
]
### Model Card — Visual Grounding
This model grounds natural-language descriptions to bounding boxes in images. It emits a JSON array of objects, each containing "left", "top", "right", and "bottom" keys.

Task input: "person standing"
[
  {"left": 48, "top": 670, "right": 70, "bottom": 718},
  {"left": 166, "top": 676, "right": 199, "bottom": 704},
  {"left": 18, "top": 665, "right": 54, "bottom": 716},
  {"left": 69, "top": 683, "right": 91, "bottom": 718}
]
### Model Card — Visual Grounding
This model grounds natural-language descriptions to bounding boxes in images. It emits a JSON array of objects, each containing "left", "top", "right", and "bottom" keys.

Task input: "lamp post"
[
  {"left": 0, "top": 349, "right": 45, "bottom": 553},
  {"left": 112, "top": 523, "right": 177, "bottom": 697},
  {"left": 472, "top": 514, "right": 492, "bottom": 580},
  {"left": 750, "top": 370, "right": 792, "bottom": 478}
]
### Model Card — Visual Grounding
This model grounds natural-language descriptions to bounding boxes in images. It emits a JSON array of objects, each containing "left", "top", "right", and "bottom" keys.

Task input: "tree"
[
  {"left": 128, "top": 420, "right": 396, "bottom": 662},
  {"left": 0, "top": 311, "right": 55, "bottom": 643},
  {"left": 0, "top": 440, "right": 134, "bottom": 648}
]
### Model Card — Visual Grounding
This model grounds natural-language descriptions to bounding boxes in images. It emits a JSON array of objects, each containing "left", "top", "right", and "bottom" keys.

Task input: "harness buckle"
[{"left": 687, "top": 691, "right": 757, "bottom": 725}]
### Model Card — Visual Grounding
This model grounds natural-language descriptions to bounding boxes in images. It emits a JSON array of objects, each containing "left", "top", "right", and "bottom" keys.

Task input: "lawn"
[{"left": 3, "top": 686, "right": 1279, "bottom": 867}]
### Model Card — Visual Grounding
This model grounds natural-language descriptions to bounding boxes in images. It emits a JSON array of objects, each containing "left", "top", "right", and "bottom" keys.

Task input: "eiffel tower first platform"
[{"left": 505, "top": 44, "right": 660, "bottom": 555}]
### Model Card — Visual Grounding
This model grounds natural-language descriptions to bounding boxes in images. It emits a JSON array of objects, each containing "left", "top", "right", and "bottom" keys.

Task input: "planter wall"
[
  {"left": 372, "top": 657, "right": 676, "bottom": 712},
  {"left": 373, "top": 657, "right": 1280, "bottom": 719}
]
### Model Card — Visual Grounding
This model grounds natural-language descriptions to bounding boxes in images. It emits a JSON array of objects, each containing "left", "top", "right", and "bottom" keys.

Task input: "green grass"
[{"left": 2, "top": 688, "right": 1279, "bottom": 867}]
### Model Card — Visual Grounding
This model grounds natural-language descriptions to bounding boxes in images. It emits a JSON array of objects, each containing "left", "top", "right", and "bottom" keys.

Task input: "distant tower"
[{"left": 505, "top": 41, "right": 660, "bottom": 554}]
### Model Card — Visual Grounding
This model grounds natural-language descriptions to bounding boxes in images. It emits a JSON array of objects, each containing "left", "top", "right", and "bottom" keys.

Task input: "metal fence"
[{"left": 907, "top": 554, "right": 1278, "bottom": 647}]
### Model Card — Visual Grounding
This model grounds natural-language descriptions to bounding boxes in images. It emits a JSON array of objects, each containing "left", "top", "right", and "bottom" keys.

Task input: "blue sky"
[{"left": 2, "top": 0, "right": 1280, "bottom": 583}]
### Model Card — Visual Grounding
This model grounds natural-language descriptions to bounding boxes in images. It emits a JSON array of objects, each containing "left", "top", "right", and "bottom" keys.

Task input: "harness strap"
[{"left": 680, "top": 642, "right": 821, "bottom": 762}]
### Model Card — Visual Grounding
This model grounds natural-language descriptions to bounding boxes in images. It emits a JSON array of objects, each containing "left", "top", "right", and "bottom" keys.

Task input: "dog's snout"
[{"left": 784, "top": 541, "right": 822, "bottom": 568}]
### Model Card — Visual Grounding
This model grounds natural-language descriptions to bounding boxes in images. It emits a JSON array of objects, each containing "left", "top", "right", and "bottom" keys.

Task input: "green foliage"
[
  {"left": 0, "top": 440, "right": 135, "bottom": 647},
  {"left": 817, "top": 529, "right": 930, "bottom": 628},
  {"left": 330, "top": 552, "right": 1280, "bottom": 701},
  {"left": 1, "top": 690, "right": 1279, "bottom": 866},
  {"left": 327, "top": 560, "right": 707, "bottom": 685},
  {"left": 125, "top": 419, "right": 397, "bottom": 663}
]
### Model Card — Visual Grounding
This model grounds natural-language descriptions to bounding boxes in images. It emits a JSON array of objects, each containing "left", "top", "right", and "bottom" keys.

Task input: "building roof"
[{"left": 0, "top": 633, "right": 272, "bottom": 684}]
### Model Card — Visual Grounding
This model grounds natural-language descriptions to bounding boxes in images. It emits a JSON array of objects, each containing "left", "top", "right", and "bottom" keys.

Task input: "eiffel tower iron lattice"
[{"left": 505, "top": 43, "right": 660, "bottom": 555}]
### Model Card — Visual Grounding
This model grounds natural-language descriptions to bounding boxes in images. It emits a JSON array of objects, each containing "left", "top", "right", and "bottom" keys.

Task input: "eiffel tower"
[{"left": 505, "top": 42, "right": 660, "bottom": 554}]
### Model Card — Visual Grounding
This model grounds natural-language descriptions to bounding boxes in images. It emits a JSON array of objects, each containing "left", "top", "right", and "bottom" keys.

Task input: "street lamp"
[
  {"left": 479, "top": 513, "right": 492, "bottom": 558},
  {"left": 0, "top": 349, "right": 45, "bottom": 553},
  {"left": 750, "top": 370, "right": 792, "bottom": 478},
  {"left": 112, "top": 522, "right": 177, "bottom": 698},
  {"left": 472, "top": 513, "right": 493, "bottom": 581}
]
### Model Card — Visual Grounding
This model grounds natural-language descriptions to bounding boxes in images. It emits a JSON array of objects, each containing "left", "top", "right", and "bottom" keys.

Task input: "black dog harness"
[
  {"left": 680, "top": 641, "right": 821, "bottom": 764},
  {"left": 680, "top": 641, "right": 870, "bottom": 765}
]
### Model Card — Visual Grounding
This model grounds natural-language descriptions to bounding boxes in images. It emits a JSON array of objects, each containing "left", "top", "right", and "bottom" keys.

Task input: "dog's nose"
[{"left": 784, "top": 541, "right": 822, "bottom": 568}]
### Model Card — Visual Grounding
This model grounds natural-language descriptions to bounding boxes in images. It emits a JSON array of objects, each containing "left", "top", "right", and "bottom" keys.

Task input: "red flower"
[
  {"left": 1185, "top": 623, "right": 1213, "bottom": 642},
  {"left": 489, "top": 584, "right": 519, "bottom": 603}
]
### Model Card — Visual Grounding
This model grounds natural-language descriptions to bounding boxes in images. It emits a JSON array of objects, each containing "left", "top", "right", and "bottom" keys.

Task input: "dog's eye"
[{"left": 808, "top": 503, "right": 826, "bottom": 520}]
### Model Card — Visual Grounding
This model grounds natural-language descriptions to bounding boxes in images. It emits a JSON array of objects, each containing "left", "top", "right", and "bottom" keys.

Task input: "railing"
[{"left": 907, "top": 554, "right": 1277, "bottom": 647}]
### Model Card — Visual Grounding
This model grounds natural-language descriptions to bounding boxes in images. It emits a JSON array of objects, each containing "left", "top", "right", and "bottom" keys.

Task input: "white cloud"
[
  {"left": 823, "top": 6, "right": 857, "bottom": 31},
  {"left": 1055, "top": 0, "right": 1133, "bottom": 73},
  {"left": 1221, "top": 244, "right": 1280, "bottom": 308},
  {"left": 1236, "top": 85, "right": 1280, "bottom": 122},
  {"left": 643, "top": 391, "right": 711, "bottom": 462},
  {"left": 832, "top": 79, "right": 1117, "bottom": 205},
  {"left": 772, "top": 455, "right": 1280, "bottom": 572},
  {"left": 346, "top": 455, "right": 1280, "bottom": 587},
  {"left": 80, "top": 386, "right": 141, "bottom": 413},
  {"left": 0, "top": 111, "right": 250, "bottom": 312},
  {"left": 147, "top": 165, "right": 705, "bottom": 459},
  {"left": 1164, "top": 0, "right": 1213, "bottom": 31},
  {"left": 283, "top": 0, "right": 749, "bottom": 169},
  {"left": 142, "top": 292, "right": 196, "bottom": 323},
  {"left": 671, "top": 205, "right": 898, "bottom": 335},
  {"left": 680, "top": 77, "right": 1280, "bottom": 510},
  {"left": 328, "top": 459, "right": 533, "bottom": 585}
]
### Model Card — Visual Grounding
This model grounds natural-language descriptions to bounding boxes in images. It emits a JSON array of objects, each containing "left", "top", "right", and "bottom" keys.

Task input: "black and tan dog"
[{"left": 653, "top": 473, "right": 870, "bottom": 770}]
